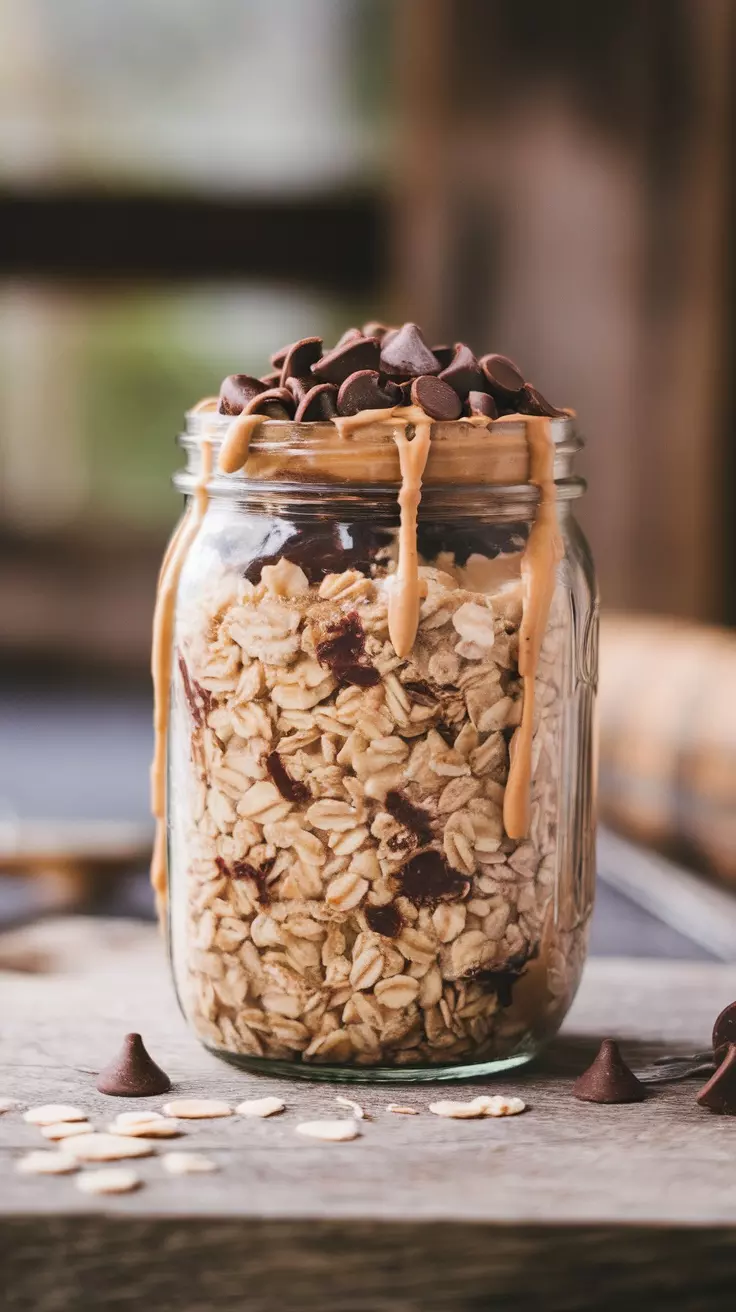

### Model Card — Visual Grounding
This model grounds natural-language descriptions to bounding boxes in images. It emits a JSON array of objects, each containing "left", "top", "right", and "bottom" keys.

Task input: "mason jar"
[{"left": 161, "top": 410, "right": 597, "bottom": 1081}]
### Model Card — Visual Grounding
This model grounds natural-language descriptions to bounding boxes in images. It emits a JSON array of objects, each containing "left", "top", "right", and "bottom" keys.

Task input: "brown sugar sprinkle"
[
  {"left": 267, "top": 751, "right": 310, "bottom": 804},
  {"left": 385, "top": 790, "right": 433, "bottom": 845},
  {"left": 397, "top": 850, "right": 470, "bottom": 908},
  {"left": 177, "top": 652, "right": 213, "bottom": 728}
]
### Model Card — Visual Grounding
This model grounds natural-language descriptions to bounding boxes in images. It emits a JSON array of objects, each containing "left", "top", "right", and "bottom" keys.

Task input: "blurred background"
[{"left": 2, "top": 0, "right": 736, "bottom": 954}]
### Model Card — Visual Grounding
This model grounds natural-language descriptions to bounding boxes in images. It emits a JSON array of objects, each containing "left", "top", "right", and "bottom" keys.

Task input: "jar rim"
[{"left": 178, "top": 411, "right": 584, "bottom": 496}]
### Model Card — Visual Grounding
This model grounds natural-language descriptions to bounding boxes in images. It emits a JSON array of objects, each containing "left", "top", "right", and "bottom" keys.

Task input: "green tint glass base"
[{"left": 204, "top": 1044, "right": 538, "bottom": 1083}]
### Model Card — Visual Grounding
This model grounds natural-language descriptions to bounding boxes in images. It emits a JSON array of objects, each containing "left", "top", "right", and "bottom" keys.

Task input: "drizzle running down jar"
[{"left": 152, "top": 329, "right": 597, "bottom": 1081}]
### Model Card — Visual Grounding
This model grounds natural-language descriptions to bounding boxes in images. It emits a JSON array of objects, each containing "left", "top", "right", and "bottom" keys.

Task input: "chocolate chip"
[
  {"left": 340, "top": 664, "right": 381, "bottom": 687},
  {"left": 270, "top": 343, "right": 290, "bottom": 369},
  {"left": 337, "top": 370, "right": 401, "bottom": 416},
  {"left": 438, "top": 343, "right": 484, "bottom": 398},
  {"left": 696, "top": 1043, "right": 736, "bottom": 1115},
  {"left": 259, "top": 371, "right": 282, "bottom": 388},
  {"left": 479, "top": 353, "right": 525, "bottom": 400},
  {"left": 365, "top": 903, "right": 403, "bottom": 938},
  {"left": 294, "top": 383, "right": 339, "bottom": 422},
  {"left": 285, "top": 375, "right": 311, "bottom": 403},
  {"left": 393, "top": 379, "right": 414, "bottom": 405},
  {"left": 362, "top": 320, "right": 392, "bottom": 341},
  {"left": 410, "top": 374, "right": 462, "bottom": 421},
  {"left": 431, "top": 344, "right": 455, "bottom": 370},
  {"left": 279, "top": 336, "right": 322, "bottom": 385},
  {"left": 466, "top": 391, "right": 498, "bottom": 419},
  {"left": 218, "top": 374, "right": 267, "bottom": 416},
  {"left": 713, "top": 1002, "right": 736, "bottom": 1061},
  {"left": 572, "top": 1039, "right": 647, "bottom": 1104},
  {"left": 244, "top": 388, "right": 295, "bottom": 419},
  {"left": 397, "top": 850, "right": 470, "bottom": 908},
  {"left": 380, "top": 322, "right": 441, "bottom": 378},
  {"left": 267, "top": 751, "right": 310, "bottom": 804},
  {"left": 518, "top": 384, "right": 567, "bottom": 418},
  {"left": 385, "top": 791, "right": 433, "bottom": 845},
  {"left": 311, "top": 336, "right": 381, "bottom": 385},
  {"left": 96, "top": 1033, "right": 171, "bottom": 1098},
  {"left": 334, "top": 326, "right": 363, "bottom": 348}
]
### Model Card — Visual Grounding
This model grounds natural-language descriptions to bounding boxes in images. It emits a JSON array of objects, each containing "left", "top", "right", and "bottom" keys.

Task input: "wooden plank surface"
[{"left": 2, "top": 918, "right": 736, "bottom": 1311}]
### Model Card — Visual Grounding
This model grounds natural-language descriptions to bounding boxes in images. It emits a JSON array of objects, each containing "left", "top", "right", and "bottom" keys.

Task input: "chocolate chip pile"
[{"left": 217, "top": 321, "right": 566, "bottom": 424}]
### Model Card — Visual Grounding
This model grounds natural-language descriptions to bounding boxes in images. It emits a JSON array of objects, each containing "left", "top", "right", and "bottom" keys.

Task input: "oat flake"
[
  {"left": 23, "top": 1104, "right": 87, "bottom": 1126},
  {"left": 162, "top": 1099, "right": 233, "bottom": 1120},
  {"left": 115, "top": 1111, "right": 166, "bottom": 1127},
  {"left": 162, "top": 1152, "right": 219, "bottom": 1175},
  {"left": 63, "top": 1133, "right": 155, "bottom": 1162},
  {"left": 295, "top": 1120, "right": 361, "bottom": 1142},
  {"left": 335, "top": 1096, "right": 368, "bottom": 1120},
  {"left": 41, "top": 1122, "right": 94, "bottom": 1141},
  {"left": 16, "top": 1151, "right": 78, "bottom": 1175},
  {"left": 110, "top": 1120, "right": 181, "bottom": 1138},
  {"left": 234, "top": 1097, "right": 285, "bottom": 1119},
  {"left": 76, "top": 1168, "right": 141, "bottom": 1195},
  {"left": 429, "top": 1095, "right": 526, "bottom": 1119},
  {"left": 386, "top": 1104, "right": 419, "bottom": 1116}
]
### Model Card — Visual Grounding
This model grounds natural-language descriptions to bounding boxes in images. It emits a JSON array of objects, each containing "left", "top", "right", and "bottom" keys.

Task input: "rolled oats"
[{"left": 172, "top": 537, "right": 588, "bottom": 1073}]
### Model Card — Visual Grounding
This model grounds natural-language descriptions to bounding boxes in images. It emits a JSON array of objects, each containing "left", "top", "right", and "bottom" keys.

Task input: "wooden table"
[{"left": 2, "top": 918, "right": 735, "bottom": 1311}]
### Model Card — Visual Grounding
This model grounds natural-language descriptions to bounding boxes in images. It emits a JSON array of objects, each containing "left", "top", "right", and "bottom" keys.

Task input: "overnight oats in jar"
[{"left": 151, "top": 322, "right": 598, "bottom": 1081}]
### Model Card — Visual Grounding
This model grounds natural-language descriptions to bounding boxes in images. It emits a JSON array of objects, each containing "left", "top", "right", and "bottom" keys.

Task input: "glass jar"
[{"left": 161, "top": 411, "right": 597, "bottom": 1081}]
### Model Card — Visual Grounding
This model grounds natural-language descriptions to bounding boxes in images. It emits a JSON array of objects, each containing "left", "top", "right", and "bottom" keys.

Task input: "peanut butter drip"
[
  {"left": 388, "top": 416, "right": 432, "bottom": 657},
  {"left": 150, "top": 438, "right": 213, "bottom": 915},
  {"left": 218, "top": 412, "right": 263, "bottom": 474},
  {"left": 334, "top": 405, "right": 432, "bottom": 658},
  {"left": 503, "top": 416, "right": 563, "bottom": 839}
]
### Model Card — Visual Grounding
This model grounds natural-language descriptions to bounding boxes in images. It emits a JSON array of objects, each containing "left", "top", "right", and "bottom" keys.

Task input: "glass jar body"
[{"left": 167, "top": 478, "right": 597, "bottom": 1081}]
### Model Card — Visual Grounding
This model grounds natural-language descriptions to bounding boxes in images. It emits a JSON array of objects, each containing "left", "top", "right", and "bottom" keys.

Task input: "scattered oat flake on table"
[
  {"left": 16, "top": 1151, "right": 78, "bottom": 1175},
  {"left": 41, "top": 1122, "right": 94, "bottom": 1141},
  {"left": 115, "top": 1111, "right": 165, "bottom": 1127},
  {"left": 162, "top": 1152, "right": 219, "bottom": 1175},
  {"left": 76, "top": 1168, "right": 141, "bottom": 1196},
  {"left": 23, "top": 1104, "right": 87, "bottom": 1126},
  {"left": 386, "top": 1104, "right": 419, "bottom": 1116},
  {"left": 62, "top": 1133, "right": 155, "bottom": 1162},
  {"left": 335, "top": 1096, "right": 369, "bottom": 1120},
  {"left": 472, "top": 1095, "right": 526, "bottom": 1117},
  {"left": 0, "top": 1098, "right": 21, "bottom": 1113},
  {"left": 235, "top": 1097, "right": 285, "bottom": 1119},
  {"left": 429, "top": 1095, "right": 526, "bottom": 1119},
  {"left": 296, "top": 1120, "right": 361, "bottom": 1142},
  {"left": 109, "top": 1120, "right": 181, "bottom": 1138},
  {"left": 162, "top": 1099, "right": 233, "bottom": 1120}
]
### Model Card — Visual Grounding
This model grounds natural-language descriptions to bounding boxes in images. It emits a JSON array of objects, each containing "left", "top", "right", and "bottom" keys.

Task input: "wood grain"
[{"left": 2, "top": 918, "right": 735, "bottom": 1311}]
